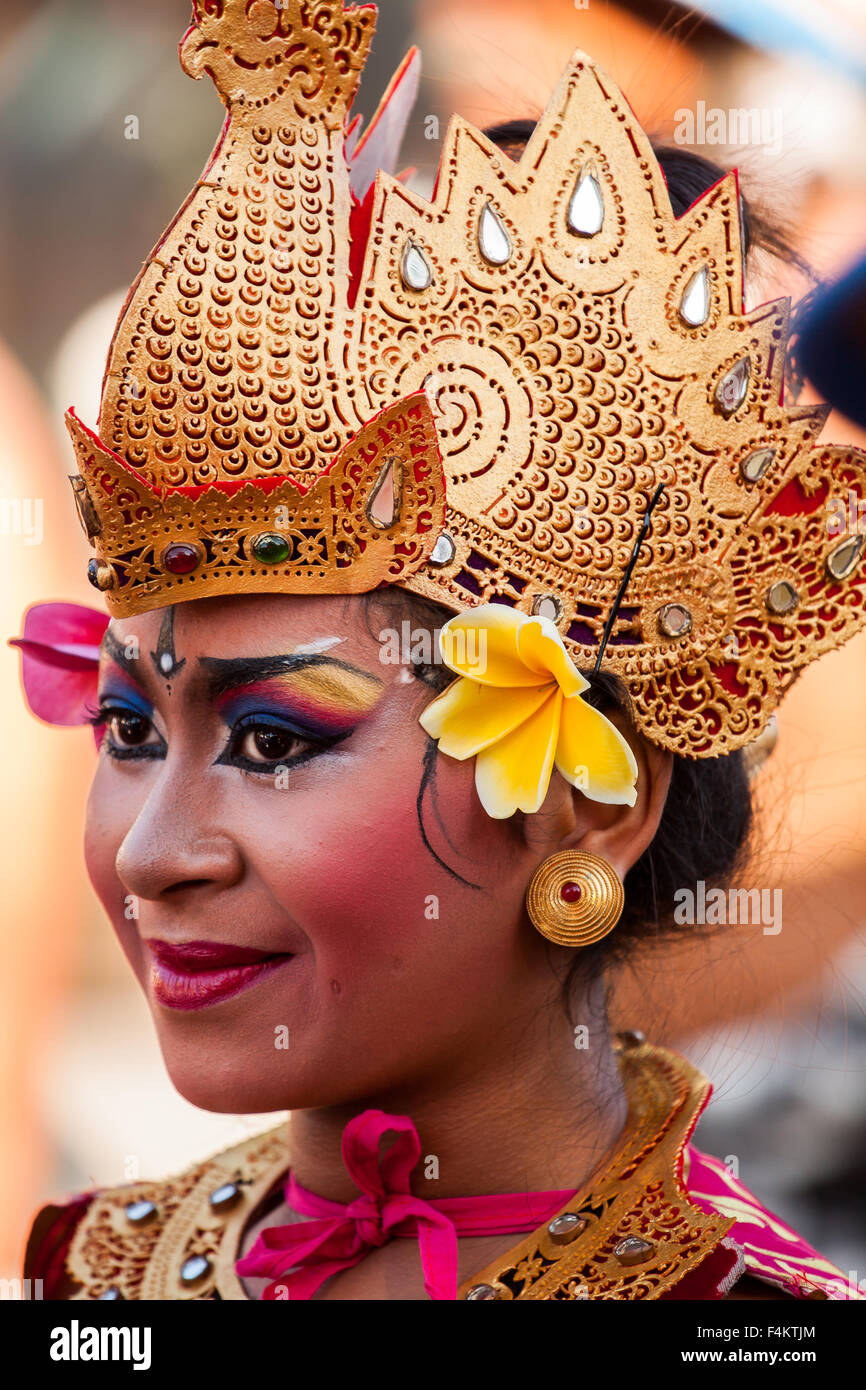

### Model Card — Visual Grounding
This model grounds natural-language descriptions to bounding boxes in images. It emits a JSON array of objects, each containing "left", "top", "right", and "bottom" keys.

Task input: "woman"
[{"left": 13, "top": 0, "right": 866, "bottom": 1301}]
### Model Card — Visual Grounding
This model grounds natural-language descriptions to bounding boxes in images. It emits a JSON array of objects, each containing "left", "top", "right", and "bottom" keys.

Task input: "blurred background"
[{"left": 1, "top": 0, "right": 865, "bottom": 1288}]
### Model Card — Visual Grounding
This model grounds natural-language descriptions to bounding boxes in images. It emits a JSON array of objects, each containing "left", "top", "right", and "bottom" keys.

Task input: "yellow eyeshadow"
[{"left": 278, "top": 665, "right": 383, "bottom": 715}]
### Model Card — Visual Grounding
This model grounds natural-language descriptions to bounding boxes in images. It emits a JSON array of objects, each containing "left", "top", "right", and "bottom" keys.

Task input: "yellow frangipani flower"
[{"left": 419, "top": 605, "right": 638, "bottom": 820}]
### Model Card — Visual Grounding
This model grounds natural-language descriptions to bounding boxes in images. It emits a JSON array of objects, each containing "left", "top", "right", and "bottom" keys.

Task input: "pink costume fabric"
[{"left": 684, "top": 1148, "right": 859, "bottom": 1300}]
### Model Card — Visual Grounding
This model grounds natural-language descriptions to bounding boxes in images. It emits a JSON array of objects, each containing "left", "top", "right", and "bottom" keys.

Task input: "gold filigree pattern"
[
  {"left": 367, "top": 76, "right": 866, "bottom": 757},
  {"left": 66, "top": 1, "right": 866, "bottom": 755},
  {"left": 68, "top": 0, "right": 444, "bottom": 616},
  {"left": 102, "top": 0, "right": 377, "bottom": 488},
  {"left": 69, "top": 393, "right": 444, "bottom": 617},
  {"left": 457, "top": 1037, "right": 733, "bottom": 1300},
  {"left": 67, "top": 1128, "right": 289, "bottom": 1302}
]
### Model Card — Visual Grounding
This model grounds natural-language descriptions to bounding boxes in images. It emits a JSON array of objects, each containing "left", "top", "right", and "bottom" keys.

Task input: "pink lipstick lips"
[{"left": 146, "top": 939, "right": 293, "bottom": 1011}]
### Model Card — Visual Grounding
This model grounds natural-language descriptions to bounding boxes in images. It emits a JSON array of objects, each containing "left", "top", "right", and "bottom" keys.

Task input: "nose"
[{"left": 114, "top": 760, "right": 244, "bottom": 902}]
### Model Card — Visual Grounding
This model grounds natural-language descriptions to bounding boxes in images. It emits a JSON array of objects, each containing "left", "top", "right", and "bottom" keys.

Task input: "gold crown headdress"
[{"left": 66, "top": 0, "right": 866, "bottom": 760}]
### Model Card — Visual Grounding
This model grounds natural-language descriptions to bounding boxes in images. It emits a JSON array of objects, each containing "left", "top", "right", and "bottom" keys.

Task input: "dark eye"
[
  {"left": 236, "top": 725, "right": 305, "bottom": 765},
  {"left": 109, "top": 712, "right": 154, "bottom": 748},
  {"left": 220, "top": 713, "right": 349, "bottom": 776},
  {"left": 89, "top": 703, "right": 163, "bottom": 760}
]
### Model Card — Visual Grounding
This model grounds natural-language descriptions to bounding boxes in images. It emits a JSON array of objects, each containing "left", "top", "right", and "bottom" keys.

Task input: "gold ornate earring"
[{"left": 525, "top": 850, "right": 624, "bottom": 948}]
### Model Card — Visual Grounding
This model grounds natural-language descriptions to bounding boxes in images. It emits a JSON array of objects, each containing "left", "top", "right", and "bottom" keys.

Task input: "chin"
[
  {"left": 150, "top": 1024, "right": 288, "bottom": 1115},
  {"left": 154, "top": 1023, "right": 354, "bottom": 1115},
  {"left": 160, "top": 1053, "right": 290, "bottom": 1116}
]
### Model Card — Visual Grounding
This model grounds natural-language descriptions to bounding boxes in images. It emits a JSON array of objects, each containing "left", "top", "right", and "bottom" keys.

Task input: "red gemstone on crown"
[
  {"left": 560, "top": 881, "right": 582, "bottom": 903},
  {"left": 163, "top": 544, "right": 201, "bottom": 575}
]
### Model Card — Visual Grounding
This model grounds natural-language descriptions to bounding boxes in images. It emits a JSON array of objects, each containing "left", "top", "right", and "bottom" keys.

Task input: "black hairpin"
[{"left": 593, "top": 483, "right": 667, "bottom": 677}]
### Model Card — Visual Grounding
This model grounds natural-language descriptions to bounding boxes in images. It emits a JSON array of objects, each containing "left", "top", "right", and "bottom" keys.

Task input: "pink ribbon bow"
[{"left": 235, "top": 1110, "right": 575, "bottom": 1301}]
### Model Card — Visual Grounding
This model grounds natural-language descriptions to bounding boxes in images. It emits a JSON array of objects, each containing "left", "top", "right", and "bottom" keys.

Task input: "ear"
[
  {"left": 574, "top": 723, "right": 673, "bottom": 881},
  {"left": 521, "top": 713, "right": 673, "bottom": 882}
]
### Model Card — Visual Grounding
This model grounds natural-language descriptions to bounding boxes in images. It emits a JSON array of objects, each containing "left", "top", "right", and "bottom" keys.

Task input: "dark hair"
[
  {"left": 365, "top": 124, "right": 786, "bottom": 1014},
  {"left": 565, "top": 670, "right": 753, "bottom": 993}
]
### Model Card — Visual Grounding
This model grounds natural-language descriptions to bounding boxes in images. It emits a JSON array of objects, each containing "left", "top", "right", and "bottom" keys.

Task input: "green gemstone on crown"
[{"left": 252, "top": 533, "right": 291, "bottom": 565}]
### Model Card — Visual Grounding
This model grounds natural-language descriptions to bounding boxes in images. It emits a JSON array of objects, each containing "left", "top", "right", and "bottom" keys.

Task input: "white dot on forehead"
[{"left": 160, "top": 653, "right": 173, "bottom": 672}]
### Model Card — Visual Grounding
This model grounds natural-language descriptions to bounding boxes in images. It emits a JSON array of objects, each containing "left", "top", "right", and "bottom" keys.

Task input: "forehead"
[
  {"left": 102, "top": 593, "right": 381, "bottom": 661},
  {"left": 96, "top": 592, "right": 409, "bottom": 707}
]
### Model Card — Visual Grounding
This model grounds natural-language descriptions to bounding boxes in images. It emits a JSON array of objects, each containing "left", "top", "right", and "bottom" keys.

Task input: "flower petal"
[
  {"left": 555, "top": 693, "right": 639, "bottom": 807},
  {"left": 516, "top": 615, "right": 590, "bottom": 699},
  {"left": 8, "top": 601, "right": 108, "bottom": 727},
  {"left": 474, "top": 691, "right": 563, "bottom": 818},
  {"left": 439, "top": 606, "right": 557, "bottom": 688},
  {"left": 419, "top": 677, "right": 552, "bottom": 759}
]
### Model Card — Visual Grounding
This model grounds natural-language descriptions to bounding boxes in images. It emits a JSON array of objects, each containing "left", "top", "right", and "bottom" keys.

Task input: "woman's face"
[{"left": 84, "top": 593, "right": 586, "bottom": 1113}]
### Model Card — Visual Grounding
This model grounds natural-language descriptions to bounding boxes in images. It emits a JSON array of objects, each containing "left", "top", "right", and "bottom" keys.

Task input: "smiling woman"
[
  {"left": 83, "top": 593, "right": 530, "bottom": 1121},
  {"left": 10, "top": 0, "right": 866, "bottom": 1305}
]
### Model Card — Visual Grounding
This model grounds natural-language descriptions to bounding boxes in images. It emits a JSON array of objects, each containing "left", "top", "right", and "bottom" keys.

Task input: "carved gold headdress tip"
[
  {"left": 179, "top": 0, "right": 377, "bottom": 112},
  {"left": 66, "top": 0, "right": 866, "bottom": 760}
]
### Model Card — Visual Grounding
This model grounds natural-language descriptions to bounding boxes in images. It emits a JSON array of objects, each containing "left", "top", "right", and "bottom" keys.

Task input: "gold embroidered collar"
[{"left": 66, "top": 1037, "right": 732, "bottom": 1301}]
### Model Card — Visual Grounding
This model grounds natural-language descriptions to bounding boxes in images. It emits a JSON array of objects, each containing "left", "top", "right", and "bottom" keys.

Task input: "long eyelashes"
[
  {"left": 87, "top": 703, "right": 163, "bottom": 762},
  {"left": 87, "top": 701, "right": 351, "bottom": 775},
  {"left": 215, "top": 713, "right": 351, "bottom": 774}
]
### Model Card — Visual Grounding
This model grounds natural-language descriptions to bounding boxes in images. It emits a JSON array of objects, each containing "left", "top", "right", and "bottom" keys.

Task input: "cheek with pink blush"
[{"left": 246, "top": 721, "right": 505, "bottom": 977}]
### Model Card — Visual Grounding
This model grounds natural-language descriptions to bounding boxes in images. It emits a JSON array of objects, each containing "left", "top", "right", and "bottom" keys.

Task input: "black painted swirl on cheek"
[{"left": 417, "top": 739, "right": 483, "bottom": 891}]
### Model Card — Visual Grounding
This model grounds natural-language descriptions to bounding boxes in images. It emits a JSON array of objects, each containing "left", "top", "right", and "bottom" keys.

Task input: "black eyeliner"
[{"left": 213, "top": 715, "right": 352, "bottom": 775}]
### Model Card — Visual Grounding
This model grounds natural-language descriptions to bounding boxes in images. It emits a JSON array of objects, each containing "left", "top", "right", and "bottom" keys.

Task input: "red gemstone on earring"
[{"left": 561, "top": 881, "right": 582, "bottom": 903}]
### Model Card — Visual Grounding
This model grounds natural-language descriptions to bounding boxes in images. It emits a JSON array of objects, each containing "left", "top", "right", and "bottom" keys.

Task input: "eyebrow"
[
  {"left": 101, "top": 630, "right": 147, "bottom": 689},
  {"left": 198, "top": 653, "right": 385, "bottom": 700}
]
